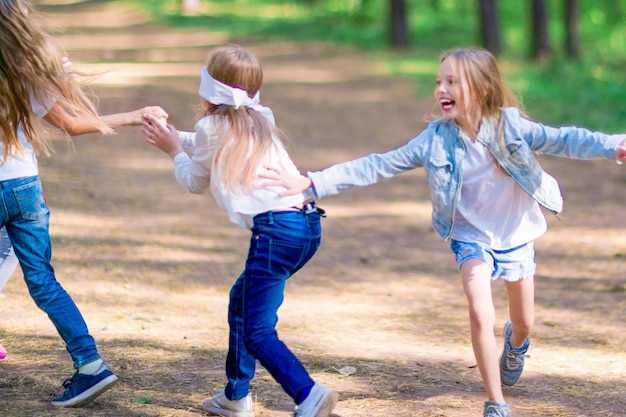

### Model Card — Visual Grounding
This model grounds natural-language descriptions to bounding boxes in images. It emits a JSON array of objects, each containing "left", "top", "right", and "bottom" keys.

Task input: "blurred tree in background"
[
  {"left": 161, "top": 0, "right": 623, "bottom": 65},
  {"left": 140, "top": 0, "right": 625, "bottom": 129},
  {"left": 531, "top": 0, "right": 550, "bottom": 60},
  {"left": 390, "top": 0, "right": 409, "bottom": 47},
  {"left": 564, "top": 0, "right": 579, "bottom": 58},
  {"left": 478, "top": 0, "right": 499, "bottom": 55}
]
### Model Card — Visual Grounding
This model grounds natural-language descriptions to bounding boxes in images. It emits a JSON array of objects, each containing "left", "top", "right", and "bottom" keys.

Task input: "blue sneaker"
[
  {"left": 52, "top": 363, "right": 118, "bottom": 408},
  {"left": 499, "top": 320, "right": 529, "bottom": 386},
  {"left": 484, "top": 401, "right": 511, "bottom": 417}
]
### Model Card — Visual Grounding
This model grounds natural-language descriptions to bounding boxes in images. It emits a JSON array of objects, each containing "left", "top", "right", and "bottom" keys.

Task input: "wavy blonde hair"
[
  {"left": 439, "top": 48, "right": 528, "bottom": 149},
  {"left": 0, "top": 0, "right": 111, "bottom": 163},
  {"left": 201, "top": 45, "right": 282, "bottom": 193}
]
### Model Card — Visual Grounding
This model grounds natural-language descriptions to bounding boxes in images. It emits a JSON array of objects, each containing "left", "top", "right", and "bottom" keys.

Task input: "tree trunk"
[
  {"left": 478, "top": 0, "right": 500, "bottom": 55},
  {"left": 564, "top": 0, "right": 580, "bottom": 59},
  {"left": 531, "top": 0, "right": 550, "bottom": 60},
  {"left": 390, "top": 0, "right": 409, "bottom": 48}
]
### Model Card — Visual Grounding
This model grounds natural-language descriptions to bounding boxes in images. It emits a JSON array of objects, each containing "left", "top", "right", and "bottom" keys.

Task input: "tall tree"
[
  {"left": 390, "top": 0, "right": 409, "bottom": 48},
  {"left": 531, "top": 0, "right": 550, "bottom": 60},
  {"left": 564, "top": 0, "right": 580, "bottom": 58},
  {"left": 478, "top": 0, "right": 500, "bottom": 55}
]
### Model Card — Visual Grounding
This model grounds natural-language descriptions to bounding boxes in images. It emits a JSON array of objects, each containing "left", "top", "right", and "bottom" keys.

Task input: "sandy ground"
[{"left": 0, "top": 1, "right": 624, "bottom": 416}]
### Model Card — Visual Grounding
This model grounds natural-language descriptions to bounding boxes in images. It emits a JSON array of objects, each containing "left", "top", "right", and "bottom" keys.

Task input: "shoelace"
[
  {"left": 504, "top": 349, "right": 525, "bottom": 370},
  {"left": 60, "top": 377, "right": 75, "bottom": 390}
]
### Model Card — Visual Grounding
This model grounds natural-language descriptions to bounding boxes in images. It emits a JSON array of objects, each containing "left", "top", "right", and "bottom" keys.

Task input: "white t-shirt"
[
  {"left": 0, "top": 95, "right": 54, "bottom": 181},
  {"left": 451, "top": 136, "right": 547, "bottom": 249},
  {"left": 173, "top": 115, "right": 314, "bottom": 229}
]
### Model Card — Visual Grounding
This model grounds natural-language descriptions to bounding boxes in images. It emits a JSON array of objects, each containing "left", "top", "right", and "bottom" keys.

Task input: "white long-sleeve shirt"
[{"left": 172, "top": 115, "right": 313, "bottom": 229}]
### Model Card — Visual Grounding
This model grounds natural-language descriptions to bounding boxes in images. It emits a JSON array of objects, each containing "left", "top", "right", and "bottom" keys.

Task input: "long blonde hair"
[
  {"left": 0, "top": 0, "right": 111, "bottom": 163},
  {"left": 440, "top": 48, "right": 527, "bottom": 149},
  {"left": 202, "top": 45, "right": 280, "bottom": 193}
]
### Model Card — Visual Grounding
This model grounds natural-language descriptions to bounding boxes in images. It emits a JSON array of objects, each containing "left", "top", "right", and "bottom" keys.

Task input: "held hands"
[
  {"left": 259, "top": 164, "right": 313, "bottom": 197},
  {"left": 142, "top": 114, "right": 182, "bottom": 158},
  {"left": 130, "top": 107, "right": 168, "bottom": 126}
]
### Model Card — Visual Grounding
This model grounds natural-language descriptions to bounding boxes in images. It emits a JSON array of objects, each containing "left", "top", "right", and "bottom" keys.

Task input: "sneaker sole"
[
  {"left": 202, "top": 406, "right": 254, "bottom": 417},
  {"left": 202, "top": 400, "right": 254, "bottom": 417},
  {"left": 52, "top": 374, "right": 118, "bottom": 408}
]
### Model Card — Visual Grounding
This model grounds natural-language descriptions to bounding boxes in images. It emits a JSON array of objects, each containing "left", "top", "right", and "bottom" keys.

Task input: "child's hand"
[
  {"left": 142, "top": 114, "right": 182, "bottom": 158},
  {"left": 260, "top": 164, "right": 313, "bottom": 197},
  {"left": 615, "top": 139, "right": 626, "bottom": 165},
  {"left": 133, "top": 107, "right": 168, "bottom": 126}
]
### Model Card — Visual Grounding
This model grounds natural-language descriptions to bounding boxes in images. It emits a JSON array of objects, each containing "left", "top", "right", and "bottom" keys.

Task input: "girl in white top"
[
  {"left": 142, "top": 44, "right": 338, "bottom": 417},
  {"left": 262, "top": 48, "right": 626, "bottom": 417},
  {"left": 0, "top": 0, "right": 167, "bottom": 406}
]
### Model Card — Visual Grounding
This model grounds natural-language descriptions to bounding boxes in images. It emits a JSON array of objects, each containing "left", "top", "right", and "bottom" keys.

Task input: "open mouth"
[{"left": 440, "top": 98, "right": 455, "bottom": 111}]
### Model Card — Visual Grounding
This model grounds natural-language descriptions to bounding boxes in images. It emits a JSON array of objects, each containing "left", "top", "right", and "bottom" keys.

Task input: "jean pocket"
[
  {"left": 13, "top": 180, "right": 49, "bottom": 220},
  {"left": 265, "top": 237, "right": 309, "bottom": 276}
]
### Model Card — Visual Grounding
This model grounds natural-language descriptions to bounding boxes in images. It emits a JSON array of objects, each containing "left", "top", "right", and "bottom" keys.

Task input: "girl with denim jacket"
[
  {"left": 262, "top": 48, "right": 626, "bottom": 417},
  {"left": 0, "top": 0, "right": 167, "bottom": 407},
  {"left": 142, "top": 44, "right": 338, "bottom": 417}
]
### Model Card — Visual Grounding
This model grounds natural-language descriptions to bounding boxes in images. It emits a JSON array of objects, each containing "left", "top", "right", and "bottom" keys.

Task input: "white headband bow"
[
  {"left": 199, "top": 67, "right": 275, "bottom": 124},
  {"left": 199, "top": 67, "right": 258, "bottom": 108}
]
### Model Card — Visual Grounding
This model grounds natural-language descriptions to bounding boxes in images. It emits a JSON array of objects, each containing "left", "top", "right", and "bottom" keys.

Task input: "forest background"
[
  {"left": 140, "top": 0, "right": 626, "bottom": 131},
  {"left": 0, "top": 1, "right": 623, "bottom": 416}
]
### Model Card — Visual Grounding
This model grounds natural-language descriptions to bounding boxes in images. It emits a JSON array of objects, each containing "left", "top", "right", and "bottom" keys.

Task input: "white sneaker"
[
  {"left": 293, "top": 383, "right": 338, "bottom": 417},
  {"left": 202, "top": 390, "right": 254, "bottom": 417}
]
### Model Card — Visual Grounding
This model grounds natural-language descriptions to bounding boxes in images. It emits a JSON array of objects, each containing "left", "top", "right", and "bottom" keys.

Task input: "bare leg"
[
  {"left": 460, "top": 258, "right": 504, "bottom": 403},
  {"left": 505, "top": 276, "right": 535, "bottom": 348}
]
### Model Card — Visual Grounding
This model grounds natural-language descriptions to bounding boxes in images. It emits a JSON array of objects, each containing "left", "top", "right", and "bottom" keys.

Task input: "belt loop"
[{"left": 267, "top": 210, "right": 274, "bottom": 224}]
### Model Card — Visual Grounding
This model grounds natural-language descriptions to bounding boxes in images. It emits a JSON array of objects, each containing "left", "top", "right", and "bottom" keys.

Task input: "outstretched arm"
[
  {"left": 264, "top": 133, "right": 429, "bottom": 199},
  {"left": 43, "top": 104, "right": 168, "bottom": 136},
  {"left": 42, "top": 56, "right": 168, "bottom": 136}
]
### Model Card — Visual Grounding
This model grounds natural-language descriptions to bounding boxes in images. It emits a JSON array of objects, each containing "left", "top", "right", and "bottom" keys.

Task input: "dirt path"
[{"left": 0, "top": 1, "right": 624, "bottom": 416}]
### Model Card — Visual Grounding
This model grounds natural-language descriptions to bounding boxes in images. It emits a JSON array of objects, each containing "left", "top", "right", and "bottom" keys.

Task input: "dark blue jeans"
[
  {"left": 224, "top": 208, "right": 322, "bottom": 402},
  {"left": 0, "top": 176, "right": 99, "bottom": 368}
]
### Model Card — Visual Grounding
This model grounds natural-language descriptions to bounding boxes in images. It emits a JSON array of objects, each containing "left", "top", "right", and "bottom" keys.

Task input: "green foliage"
[{"left": 129, "top": 0, "right": 626, "bottom": 131}]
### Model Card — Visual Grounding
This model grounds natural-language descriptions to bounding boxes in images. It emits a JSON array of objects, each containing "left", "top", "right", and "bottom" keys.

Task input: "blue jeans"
[
  {"left": 0, "top": 176, "right": 99, "bottom": 368},
  {"left": 224, "top": 208, "right": 322, "bottom": 403}
]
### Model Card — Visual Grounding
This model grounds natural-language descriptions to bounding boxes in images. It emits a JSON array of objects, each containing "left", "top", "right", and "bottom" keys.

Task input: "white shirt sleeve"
[
  {"left": 173, "top": 117, "right": 216, "bottom": 194},
  {"left": 30, "top": 93, "right": 56, "bottom": 117},
  {"left": 177, "top": 130, "right": 197, "bottom": 151}
]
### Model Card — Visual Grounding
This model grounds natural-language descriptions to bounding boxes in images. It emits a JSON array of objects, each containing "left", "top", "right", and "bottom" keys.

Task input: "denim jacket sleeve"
[
  {"left": 505, "top": 108, "right": 626, "bottom": 161},
  {"left": 308, "top": 128, "right": 433, "bottom": 199}
]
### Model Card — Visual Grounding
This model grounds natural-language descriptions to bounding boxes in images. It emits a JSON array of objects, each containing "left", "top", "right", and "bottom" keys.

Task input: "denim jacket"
[{"left": 309, "top": 107, "right": 625, "bottom": 241}]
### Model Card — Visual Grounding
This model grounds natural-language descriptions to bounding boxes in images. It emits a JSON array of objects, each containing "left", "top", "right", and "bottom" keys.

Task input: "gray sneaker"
[
  {"left": 499, "top": 320, "right": 529, "bottom": 386},
  {"left": 484, "top": 401, "right": 511, "bottom": 417},
  {"left": 202, "top": 390, "right": 254, "bottom": 417},
  {"left": 293, "top": 383, "right": 338, "bottom": 417}
]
